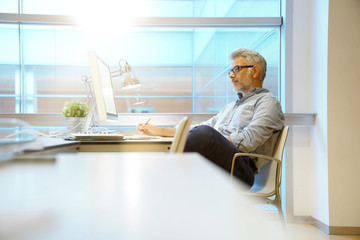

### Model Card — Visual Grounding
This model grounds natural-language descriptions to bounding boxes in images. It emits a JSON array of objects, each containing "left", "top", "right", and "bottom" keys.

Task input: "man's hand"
[{"left": 137, "top": 123, "right": 159, "bottom": 136}]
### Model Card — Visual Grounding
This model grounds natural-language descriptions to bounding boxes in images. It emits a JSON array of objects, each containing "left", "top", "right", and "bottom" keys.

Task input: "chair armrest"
[
  {"left": 230, "top": 153, "right": 281, "bottom": 178},
  {"left": 232, "top": 153, "right": 281, "bottom": 164}
]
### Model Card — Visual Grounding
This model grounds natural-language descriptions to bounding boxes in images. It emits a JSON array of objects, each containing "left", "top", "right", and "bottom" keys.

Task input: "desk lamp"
[
  {"left": 83, "top": 59, "right": 141, "bottom": 90},
  {"left": 111, "top": 59, "right": 141, "bottom": 89},
  {"left": 81, "top": 59, "right": 141, "bottom": 105}
]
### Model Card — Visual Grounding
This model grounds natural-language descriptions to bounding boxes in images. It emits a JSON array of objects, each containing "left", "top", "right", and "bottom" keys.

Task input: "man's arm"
[
  {"left": 230, "top": 99, "right": 284, "bottom": 152},
  {"left": 136, "top": 104, "right": 230, "bottom": 137},
  {"left": 137, "top": 123, "right": 176, "bottom": 137},
  {"left": 188, "top": 104, "right": 230, "bottom": 131}
]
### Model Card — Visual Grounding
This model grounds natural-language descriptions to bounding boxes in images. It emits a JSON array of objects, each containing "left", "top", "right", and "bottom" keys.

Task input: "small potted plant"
[{"left": 62, "top": 100, "right": 89, "bottom": 133}]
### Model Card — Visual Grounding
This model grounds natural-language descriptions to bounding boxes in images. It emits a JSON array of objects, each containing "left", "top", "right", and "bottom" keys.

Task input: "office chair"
[
  {"left": 169, "top": 117, "right": 192, "bottom": 153},
  {"left": 230, "top": 126, "right": 289, "bottom": 223}
]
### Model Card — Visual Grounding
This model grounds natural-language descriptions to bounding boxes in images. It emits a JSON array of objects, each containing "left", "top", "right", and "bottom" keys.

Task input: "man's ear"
[{"left": 252, "top": 65, "right": 261, "bottom": 78}]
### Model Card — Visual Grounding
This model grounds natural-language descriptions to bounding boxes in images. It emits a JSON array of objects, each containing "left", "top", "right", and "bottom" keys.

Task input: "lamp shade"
[{"left": 121, "top": 62, "right": 141, "bottom": 89}]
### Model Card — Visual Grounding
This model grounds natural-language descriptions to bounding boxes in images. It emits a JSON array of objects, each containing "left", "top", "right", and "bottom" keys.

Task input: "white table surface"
[{"left": 0, "top": 152, "right": 286, "bottom": 240}]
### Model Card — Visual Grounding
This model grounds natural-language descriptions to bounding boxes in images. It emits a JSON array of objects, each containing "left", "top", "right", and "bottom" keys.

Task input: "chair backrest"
[
  {"left": 169, "top": 117, "right": 192, "bottom": 153},
  {"left": 249, "top": 126, "right": 289, "bottom": 196}
]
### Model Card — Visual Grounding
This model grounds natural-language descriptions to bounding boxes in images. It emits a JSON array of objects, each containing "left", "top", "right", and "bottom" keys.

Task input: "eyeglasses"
[{"left": 228, "top": 65, "right": 254, "bottom": 75}]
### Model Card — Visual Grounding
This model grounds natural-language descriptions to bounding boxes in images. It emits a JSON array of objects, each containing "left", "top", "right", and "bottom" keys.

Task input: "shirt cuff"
[{"left": 230, "top": 132, "right": 244, "bottom": 149}]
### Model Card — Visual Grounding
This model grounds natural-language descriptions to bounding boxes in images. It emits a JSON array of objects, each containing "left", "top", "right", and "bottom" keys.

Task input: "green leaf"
[{"left": 62, "top": 100, "right": 89, "bottom": 117}]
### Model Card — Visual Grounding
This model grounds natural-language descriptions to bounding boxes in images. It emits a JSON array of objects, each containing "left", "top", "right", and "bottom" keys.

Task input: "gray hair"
[{"left": 229, "top": 48, "right": 267, "bottom": 82}]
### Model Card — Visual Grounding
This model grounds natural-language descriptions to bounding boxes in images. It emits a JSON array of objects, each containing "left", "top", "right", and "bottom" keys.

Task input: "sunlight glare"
[{"left": 72, "top": 0, "right": 149, "bottom": 37}]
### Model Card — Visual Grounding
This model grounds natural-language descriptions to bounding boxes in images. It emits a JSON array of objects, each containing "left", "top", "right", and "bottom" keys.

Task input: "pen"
[{"left": 141, "top": 118, "right": 151, "bottom": 127}]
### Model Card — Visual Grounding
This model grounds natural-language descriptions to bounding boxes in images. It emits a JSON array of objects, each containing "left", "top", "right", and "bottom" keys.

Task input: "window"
[
  {"left": 0, "top": 0, "right": 281, "bottom": 114},
  {"left": 0, "top": 24, "right": 19, "bottom": 112}
]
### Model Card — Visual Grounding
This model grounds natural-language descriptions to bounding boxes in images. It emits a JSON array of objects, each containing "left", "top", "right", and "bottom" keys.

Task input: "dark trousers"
[{"left": 184, "top": 125, "right": 255, "bottom": 187}]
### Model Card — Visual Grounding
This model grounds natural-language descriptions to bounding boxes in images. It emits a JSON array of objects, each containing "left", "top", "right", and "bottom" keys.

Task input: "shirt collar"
[{"left": 236, "top": 88, "right": 269, "bottom": 105}]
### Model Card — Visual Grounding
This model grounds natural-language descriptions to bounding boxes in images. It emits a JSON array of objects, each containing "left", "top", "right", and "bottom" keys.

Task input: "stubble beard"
[{"left": 233, "top": 79, "right": 252, "bottom": 93}]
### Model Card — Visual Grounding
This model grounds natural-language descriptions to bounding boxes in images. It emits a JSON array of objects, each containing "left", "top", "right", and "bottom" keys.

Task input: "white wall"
[
  {"left": 290, "top": 0, "right": 360, "bottom": 228},
  {"left": 308, "top": 0, "right": 330, "bottom": 225},
  {"left": 327, "top": 0, "right": 360, "bottom": 227},
  {"left": 290, "top": 0, "right": 313, "bottom": 218}
]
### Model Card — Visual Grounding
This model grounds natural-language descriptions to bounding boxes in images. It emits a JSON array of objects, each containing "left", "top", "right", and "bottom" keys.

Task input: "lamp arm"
[
  {"left": 110, "top": 71, "right": 124, "bottom": 78},
  {"left": 81, "top": 75, "right": 94, "bottom": 104},
  {"left": 110, "top": 69, "right": 123, "bottom": 74}
]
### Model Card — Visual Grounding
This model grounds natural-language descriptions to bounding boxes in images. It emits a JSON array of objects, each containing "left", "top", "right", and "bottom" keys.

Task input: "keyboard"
[{"left": 70, "top": 132, "right": 124, "bottom": 140}]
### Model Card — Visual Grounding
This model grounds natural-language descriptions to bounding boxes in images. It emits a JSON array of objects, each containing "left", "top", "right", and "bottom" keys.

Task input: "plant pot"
[{"left": 65, "top": 117, "right": 86, "bottom": 133}]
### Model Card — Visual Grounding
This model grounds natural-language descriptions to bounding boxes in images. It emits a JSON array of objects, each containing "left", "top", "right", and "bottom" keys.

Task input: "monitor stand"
[
  {"left": 81, "top": 75, "right": 105, "bottom": 133},
  {"left": 82, "top": 100, "right": 100, "bottom": 133}
]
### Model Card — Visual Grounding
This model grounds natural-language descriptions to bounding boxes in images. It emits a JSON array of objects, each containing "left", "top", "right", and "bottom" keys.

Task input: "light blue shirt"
[{"left": 191, "top": 88, "right": 285, "bottom": 170}]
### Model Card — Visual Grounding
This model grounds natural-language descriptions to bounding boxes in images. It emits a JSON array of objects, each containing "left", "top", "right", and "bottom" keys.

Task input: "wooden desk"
[
  {"left": 77, "top": 137, "right": 173, "bottom": 153},
  {"left": 14, "top": 136, "right": 173, "bottom": 161},
  {"left": 0, "top": 152, "right": 284, "bottom": 240},
  {"left": 12, "top": 136, "right": 80, "bottom": 161}
]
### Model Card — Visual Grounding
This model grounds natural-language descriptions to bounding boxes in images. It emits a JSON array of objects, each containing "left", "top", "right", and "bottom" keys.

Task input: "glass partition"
[
  {"left": 0, "top": 24, "right": 19, "bottom": 113},
  {"left": 194, "top": 27, "right": 280, "bottom": 113},
  {"left": 0, "top": 0, "right": 281, "bottom": 114},
  {"left": 0, "top": 25, "right": 280, "bottom": 114},
  {"left": 0, "top": 0, "right": 18, "bottom": 14}
]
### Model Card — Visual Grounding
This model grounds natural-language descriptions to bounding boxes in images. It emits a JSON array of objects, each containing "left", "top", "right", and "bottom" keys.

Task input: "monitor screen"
[{"left": 88, "top": 51, "right": 118, "bottom": 121}]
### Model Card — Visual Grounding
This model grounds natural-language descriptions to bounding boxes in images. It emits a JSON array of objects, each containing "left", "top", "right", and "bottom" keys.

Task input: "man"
[{"left": 137, "top": 48, "right": 284, "bottom": 187}]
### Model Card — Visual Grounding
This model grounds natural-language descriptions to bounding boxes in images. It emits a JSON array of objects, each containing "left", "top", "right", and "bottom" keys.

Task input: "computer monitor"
[{"left": 88, "top": 51, "right": 118, "bottom": 121}]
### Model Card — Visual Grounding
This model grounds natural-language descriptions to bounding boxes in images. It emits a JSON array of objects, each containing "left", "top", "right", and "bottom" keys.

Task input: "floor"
[
  {"left": 286, "top": 223, "right": 360, "bottom": 240},
  {"left": 258, "top": 204, "right": 360, "bottom": 240}
]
